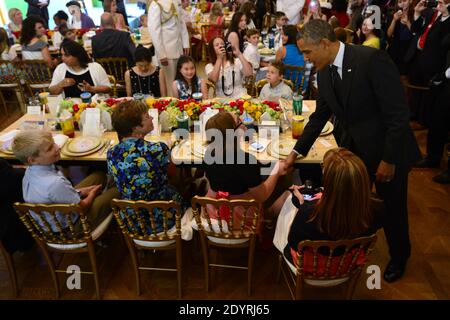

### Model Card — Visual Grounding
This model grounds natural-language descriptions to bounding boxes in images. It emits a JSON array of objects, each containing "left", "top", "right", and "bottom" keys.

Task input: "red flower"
[{"left": 73, "top": 105, "right": 79, "bottom": 112}]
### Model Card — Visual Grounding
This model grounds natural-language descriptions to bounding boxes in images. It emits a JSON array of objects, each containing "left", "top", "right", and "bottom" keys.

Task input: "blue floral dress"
[{"left": 107, "top": 138, "right": 186, "bottom": 234}]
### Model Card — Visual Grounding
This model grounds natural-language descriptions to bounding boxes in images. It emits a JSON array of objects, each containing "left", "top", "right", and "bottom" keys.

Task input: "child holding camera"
[{"left": 205, "top": 36, "right": 253, "bottom": 98}]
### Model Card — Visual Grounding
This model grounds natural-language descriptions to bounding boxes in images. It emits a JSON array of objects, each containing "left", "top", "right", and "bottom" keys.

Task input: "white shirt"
[
  {"left": 276, "top": 0, "right": 305, "bottom": 25},
  {"left": 147, "top": 0, "right": 190, "bottom": 60},
  {"left": 259, "top": 81, "right": 293, "bottom": 101},
  {"left": 205, "top": 58, "right": 247, "bottom": 99},
  {"left": 330, "top": 41, "right": 345, "bottom": 79},
  {"left": 1, "top": 47, "right": 17, "bottom": 61},
  {"left": 243, "top": 42, "right": 260, "bottom": 71},
  {"left": 50, "top": 62, "right": 111, "bottom": 98}
]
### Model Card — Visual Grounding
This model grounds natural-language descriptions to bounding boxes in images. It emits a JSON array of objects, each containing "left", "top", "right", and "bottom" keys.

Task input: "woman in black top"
[
  {"left": 125, "top": 45, "right": 166, "bottom": 97},
  {"left": 49, "top": 40, "right": 111, "bottom": 97},
  {"left": 204, "top": 112, "right": 288, "bottom": 207},
  {"left": 225, "top": 11, "right": 247, "bottom": 55},
  {"left": 273, "top": 148, "right": 385, "bottom": 264}
]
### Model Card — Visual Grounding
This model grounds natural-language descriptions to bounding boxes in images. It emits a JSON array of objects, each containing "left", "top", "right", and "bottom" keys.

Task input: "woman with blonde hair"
[
  {"left": 273, "top": 147, "right": 384, "bottom": 266},
  {"left": 7, "top": 8, "right": 23, "bottom": 43},
  {"left": 206, "top": 2, "right": 225, "bottom": 43}
]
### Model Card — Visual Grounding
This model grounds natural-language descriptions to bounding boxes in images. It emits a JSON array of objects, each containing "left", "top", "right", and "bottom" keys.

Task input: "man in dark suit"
[
  {"left": 92, "top": 12, "right": 135, "bottom": 66},
  {"left": 286, "top": 20, "right": 421, "bottom": 282},
  {"left": 25, "top": 0, "right": 50, "bottom": 28}
]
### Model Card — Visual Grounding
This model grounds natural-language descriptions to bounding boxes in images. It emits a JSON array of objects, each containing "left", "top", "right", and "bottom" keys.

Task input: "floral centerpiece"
[
  {"left": 58, "top": 98, "right": 120, "bottom": 129},
  {"left": 145, "top": 97, "right": 281, "bottom": 127}
]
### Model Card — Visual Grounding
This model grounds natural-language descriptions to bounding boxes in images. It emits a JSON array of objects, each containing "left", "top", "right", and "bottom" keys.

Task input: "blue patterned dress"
[{"left": 107, "top": 138, "right": 186, "bottom": 234}]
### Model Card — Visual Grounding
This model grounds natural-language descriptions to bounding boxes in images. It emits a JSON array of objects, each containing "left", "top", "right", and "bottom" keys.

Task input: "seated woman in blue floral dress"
[{"left": 107, "top": 100, "right": 187, "bottom": 233}]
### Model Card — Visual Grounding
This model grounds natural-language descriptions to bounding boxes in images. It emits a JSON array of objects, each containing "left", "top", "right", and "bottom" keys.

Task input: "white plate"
[
  {"left": 270, "top": 139, "right": 296, "bottom": 156},
  {"left": 67, "top": 137, "right": 101, "bottom": 153},
  {"left": 319, "top": 121, "right": 334, "bottom": 136}
]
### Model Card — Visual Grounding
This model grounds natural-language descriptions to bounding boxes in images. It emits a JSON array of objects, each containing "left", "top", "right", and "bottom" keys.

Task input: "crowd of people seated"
[{"left": 0, "top": 0, "right": 449, "bottom": 292}]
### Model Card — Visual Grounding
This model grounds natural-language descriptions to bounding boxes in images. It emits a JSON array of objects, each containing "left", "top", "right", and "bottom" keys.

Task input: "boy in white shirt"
[
  {"left": 243, "top": 29, "right": 268, "bottom": 81},
  {"left": 259, "top": 61, "right": 293, "bottom": 101},
  {"left": 273, "top": 12, "right": 288, "bottom": 51}
]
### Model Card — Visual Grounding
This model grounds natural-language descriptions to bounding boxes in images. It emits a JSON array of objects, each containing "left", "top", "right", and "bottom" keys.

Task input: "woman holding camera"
[
  {"left": 205, "top": 36, "right": 253, "bottom": 98},
  {"left": 273, "top": 148, "right": 385, "bottom": 267}
]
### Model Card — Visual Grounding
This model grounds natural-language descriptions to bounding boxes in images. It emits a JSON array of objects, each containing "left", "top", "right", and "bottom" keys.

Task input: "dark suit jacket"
[
  {"left": 92, "top": 29, "right": 136, "bottom": 66},
  {"left": 294, "top": 44, "right": 421, "bottom": 174},
  {"left": 25, "top": 0, "right": 50, "bottom": 28},
  {"left": 405, "top": 9, "right": 450, "bottom": 81}
]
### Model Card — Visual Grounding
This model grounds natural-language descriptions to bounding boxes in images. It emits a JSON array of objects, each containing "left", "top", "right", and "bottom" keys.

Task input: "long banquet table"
[{"left": 0, "top": 100, "right": 337, "bottom": 166}]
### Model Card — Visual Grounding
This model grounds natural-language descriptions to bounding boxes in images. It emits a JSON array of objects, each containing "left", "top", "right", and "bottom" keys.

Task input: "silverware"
[{"left": 101, "top": 139, "right": 114, "bottom": 155}]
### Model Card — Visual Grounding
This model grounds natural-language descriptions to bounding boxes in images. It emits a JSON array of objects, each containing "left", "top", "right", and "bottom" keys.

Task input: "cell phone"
[{"left": 250, "top": 142, "right": 264, "bottom": 151}]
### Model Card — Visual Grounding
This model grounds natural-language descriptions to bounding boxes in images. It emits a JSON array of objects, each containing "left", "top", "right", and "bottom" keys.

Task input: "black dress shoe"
[
  {"left": 433, "top": 171, "right": 450, "bottom": 184},
  {"left": 414, "top": 157, "right": 440, "bottom": 168},
  {"left": 383, "top": 260, "right": 407, "bottom": 283}
]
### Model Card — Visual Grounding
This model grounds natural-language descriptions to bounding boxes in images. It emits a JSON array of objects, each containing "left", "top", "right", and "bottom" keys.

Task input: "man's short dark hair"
[
  {"left": 54, "top": 10, "right": 69, "bottom": 21},
  {"left": 246, "top": 29, "right": 260, "bottom": 38},
  {"left": 297, "top": 19, "right": 337, "bottom": 44},
  {"left": 66, "top": 1, "right": 81, "bottom": 8}
]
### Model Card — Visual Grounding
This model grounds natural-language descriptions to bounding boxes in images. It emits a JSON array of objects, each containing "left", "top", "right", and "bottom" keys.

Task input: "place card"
[
  {"left": 148, "top": 108, "right": 159, "bottom": 136},
  {"left": 200, "top": 108, "right": 219, "bottom": 142},
  {"left": 27, "top": 105, "right": 41, "bottom": 115},
  {"left": 82, "top": 108, "right": 101, "bottom": 137}
]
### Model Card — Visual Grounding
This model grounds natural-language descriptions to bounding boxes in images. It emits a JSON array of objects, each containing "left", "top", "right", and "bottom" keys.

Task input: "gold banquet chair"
[
  {"left": 96, "top": 57, "right": 128, "bottom": 96},
  {"left": 191, "top": 196, "right": 261, "bottom": 296},
  {"left": 107, "top": 75, "right": 117, "bottom": 98},
  {"left": 111, "top": 199, "right": 183, "bottom": 298},
  {"left": 0, "top": 60, "right": 26, "bottom": 116},
  {"left": 277, "top": 234, "right": 377, "bottom": 300},
  {"left": 13, "top": 203, "right": 113, "bottom": 299},
  {"left": 284, "top": 64, "right": 307, "bottom": 93},
  {"left": 19, "top": 60, "right": 53, "bottom": 96}
]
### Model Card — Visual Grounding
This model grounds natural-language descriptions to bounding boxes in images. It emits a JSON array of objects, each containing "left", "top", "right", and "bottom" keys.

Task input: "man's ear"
[
  {"left": 27, "top": 156, "right": 36, "bottom": 165},
  {"left": 320, "top": 38, "right": 332, "bottom": 48}
]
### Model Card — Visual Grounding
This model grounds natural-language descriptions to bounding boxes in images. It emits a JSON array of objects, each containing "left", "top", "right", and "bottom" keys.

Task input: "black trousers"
[
  {"left": 374, "top": 164, "right": 411, "bottom": 264},
  {"left": 427, "top": 82, "right": 450, "bottom": 162}
]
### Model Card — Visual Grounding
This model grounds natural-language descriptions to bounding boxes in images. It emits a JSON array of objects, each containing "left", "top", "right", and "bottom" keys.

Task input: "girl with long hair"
[
  {"left": 172, "top": 55, "right": 208, "bottom": 99},
  {"left": 205, "top": 36, "right": 253, "bottom": 98},
  {"left": 273, "top": 148, "right": 384, "bottom": 266}
]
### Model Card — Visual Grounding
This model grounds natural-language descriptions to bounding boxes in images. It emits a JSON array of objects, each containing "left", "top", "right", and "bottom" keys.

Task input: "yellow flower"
[
  {"left": 255, "top": 111, "right": 262, "bottom": 120},
  {"left": 146, "top": 97, "right": 155, "bottom": 107}
]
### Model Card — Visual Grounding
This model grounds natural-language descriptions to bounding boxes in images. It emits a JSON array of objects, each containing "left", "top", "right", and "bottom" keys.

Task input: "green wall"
[{"left": 4, "top": 0, "right": 28, "bottom": 17}]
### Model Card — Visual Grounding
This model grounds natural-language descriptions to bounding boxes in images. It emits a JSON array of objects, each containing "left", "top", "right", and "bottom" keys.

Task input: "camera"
[
  {"left": 425, "top": 0, "right": 438, "bottom": 8},
  {"left": 221, "top": 41, "right": 233, "bottom": 54}
]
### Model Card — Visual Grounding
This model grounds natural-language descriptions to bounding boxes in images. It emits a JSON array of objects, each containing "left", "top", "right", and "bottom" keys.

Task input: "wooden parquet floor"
[{"left": 0, "top": 113, "right": 449, "bottom": 300}]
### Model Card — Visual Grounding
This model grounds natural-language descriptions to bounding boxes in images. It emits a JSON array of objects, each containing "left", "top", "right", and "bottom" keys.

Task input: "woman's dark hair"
[
  {"left": 54, "top": 10, "right": 69, "bottom": 21},
  {"left": 134, "top": 45, "right": 154, "bottom": 63},
  {"left": 225, "top": 11, "right": 246, "bottom": 52},
  {"left": 61, "top": 40, "right": 91, "bottom": 68},
  {"left": 238, "top": 2, "right": 256, "bottom": 21},
  {"left": 112, "top": 100, "right": 149, "bottom": 138},
  {"left": 175, "top": 55, "right": 199, "bottom": 96},
  {"left": 20, "top": 15, "right": 44, "bottom": 46},
  {"left": 283, "top": 25, "right": 298, "bottom": 45},
  {"left": 0, "top": 28, "right": 9, "bottom": 54},
  {"left": 208, "top": 36, "right": 232, "bottom": 64},
  {"left": 332, "top": 0, "right": 348, "bottom": 12}
]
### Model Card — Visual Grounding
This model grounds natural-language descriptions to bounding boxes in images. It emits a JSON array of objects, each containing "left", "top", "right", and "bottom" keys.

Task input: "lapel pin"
[{"left": 347, "top": 69, "right": 352, "bottom": 72}]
